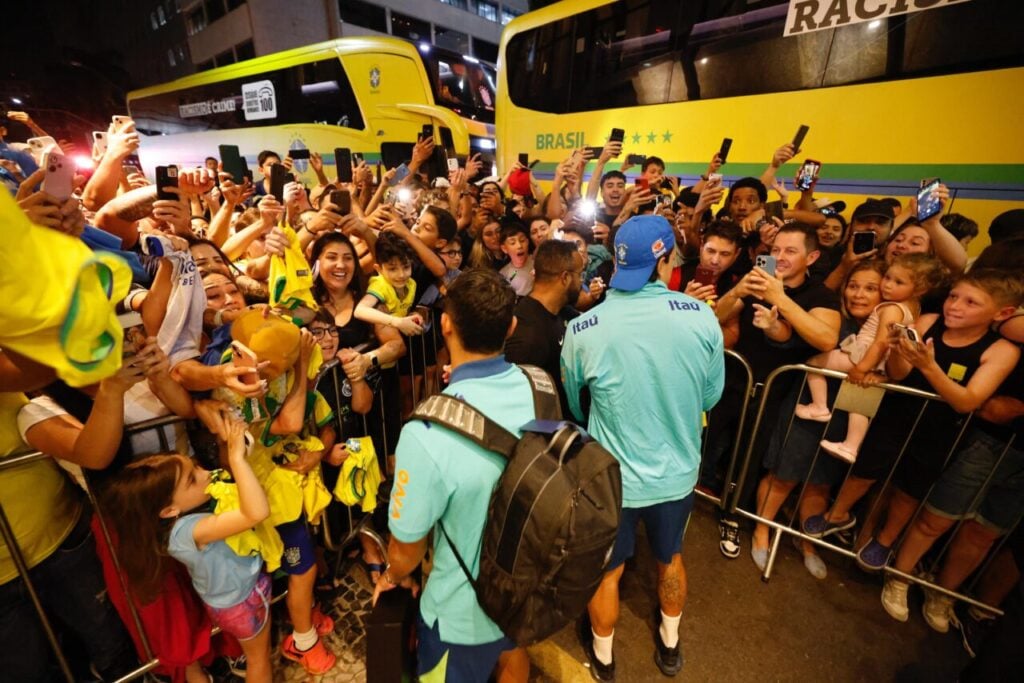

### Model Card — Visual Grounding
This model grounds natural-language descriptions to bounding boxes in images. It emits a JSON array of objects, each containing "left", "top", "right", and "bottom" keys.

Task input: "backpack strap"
[{"left": 410, "top": 394, "right": 519, "bottom": 459}]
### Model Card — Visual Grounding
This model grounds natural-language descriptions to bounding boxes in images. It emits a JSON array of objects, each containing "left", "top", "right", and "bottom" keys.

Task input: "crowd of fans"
[{"left": 1, "top": 105, "right": 1022, "bottom": 682}]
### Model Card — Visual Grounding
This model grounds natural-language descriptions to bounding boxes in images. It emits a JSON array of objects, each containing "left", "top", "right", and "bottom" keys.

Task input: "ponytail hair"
[{"left": 97, "top": 455, "right": 185, "bottom": 605}]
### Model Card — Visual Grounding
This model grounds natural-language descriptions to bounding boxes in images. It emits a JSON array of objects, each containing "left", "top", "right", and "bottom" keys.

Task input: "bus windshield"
[{"left": 418, "top": 47, "right": 496, "bottom": 124}]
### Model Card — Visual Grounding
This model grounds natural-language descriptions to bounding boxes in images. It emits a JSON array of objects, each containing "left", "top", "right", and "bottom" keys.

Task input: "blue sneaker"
[
  {"left": 856, "top": 538, "right": 892, "bottom": 572},
  {"left": 802, "top": 513, "right": 856, "bottom": 539}
]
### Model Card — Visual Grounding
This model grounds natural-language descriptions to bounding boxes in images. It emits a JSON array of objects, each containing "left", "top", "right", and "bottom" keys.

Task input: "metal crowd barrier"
[
  {"left": 694, "top": 349, "right": 755, "bottom": 511},
  {"left": 728, "top": 363, "right": 1020, "bottom": 617}
]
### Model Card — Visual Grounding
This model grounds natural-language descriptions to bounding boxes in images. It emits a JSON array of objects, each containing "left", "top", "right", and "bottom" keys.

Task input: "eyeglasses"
[{"left": 309, "top": 326, "right": 339, "bottom": 338}]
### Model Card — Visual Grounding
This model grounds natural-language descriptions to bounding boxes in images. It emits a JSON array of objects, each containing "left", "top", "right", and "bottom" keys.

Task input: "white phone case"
[{"left": 42, "top": 151, "right": 74, "bottom": 201}]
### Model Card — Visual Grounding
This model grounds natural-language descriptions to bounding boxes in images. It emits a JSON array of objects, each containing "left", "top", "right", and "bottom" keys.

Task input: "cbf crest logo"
[
  {"left": 369, "top": 66, "right": 381, "bottom": 90},
  {"left": 616, "top": 242, "right": 629, "bottom": 264}
]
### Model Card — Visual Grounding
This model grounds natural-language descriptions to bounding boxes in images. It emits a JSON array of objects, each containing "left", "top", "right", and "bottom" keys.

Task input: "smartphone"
[
  {"left": 718, "top": 137, "right": 733, "bottom": 164},
  {"left": 375, "top": 160, "right": 382, "bottom": 186},
  {"left": 852, "top": 231, "right": 876, "bottom": 255},
  {"left": 584, "top": 146, "right": 604, "bottom": 159},
  {"left": 764, "top": 200, "right": 785, "bottom": 221},
  {"left": 329, "top": 189, "right": 351, "bottom": 215},
  {"left": 795, "top": 159, "right": 821, "bottom": 191},
  {"left": 626, "top": 153, "right": 647, "bottom": 167},
  {"left": 352, "top": 151, "right": 364, "bottom": 166},
  {"left": 917, "top": 178, "right": 942, "bottom": 222},
  {"left": 155, "top": 165, "right": 178, "bottom": 201},
  {"left": 27, "top": 136, "right": 57, "bottom": 163},
  {"left": 92, "top": 131, "right": 108, "bottom": 157},
  {"left": 230, "top": 341, "right": 260, "bottom": 384},
  {"left": 119, "top": 311, "right": 146, "bottom": 359},
  {"left": 111, "top": 115, "right": 133, "bottom": 130},
  {"left": 518, "top": 152, "right": 529, "bottom": 167},
  {"left": 447, "top": 157, "right": 460, "bottom": 173},
  {"left": 792, "top": 124, "right": 810, "bottom": 151},
  {"left": 41, "top": 150, "right": 74, "bottom": 202},
  {"left": 389, "top": 163, "right": 410, "bottom": 187},
  {"left": 420, "top": 123, "right": 434, "bottom": 143},
  {"left": 694, "top": 265, "right": 717, "bottom": 290},
  {"left": 755, "top": 254, "right": 777, "bottom": 277},
  {"left": 269, "top": 163, "right": 290, "bottom": 200},
  {"left": 218, "top": 144, "right": 246, "bottom": 182},
  {"left": 636, "top": 177, "right": 650, "bottom": 192},
  {"left": 609, "top": 128, "right": 625, "bottom": 143},
  {"left": 892, "top": 323, "right": 921, "bottom": 344},
  {"left": 288, "top": 148, "right": 310, "bottom": 160},
  {"left": 122, "top": 154, "right": 143, "bottom": 176},
  {"left": 707, "top": 172, "right": 723, "bottom": 186},
  {"left": 334, "top": 147, "right": 353, "bottom": 183},
  {"left": 439, "top": 127, "right": 456, "bottom": 156}
]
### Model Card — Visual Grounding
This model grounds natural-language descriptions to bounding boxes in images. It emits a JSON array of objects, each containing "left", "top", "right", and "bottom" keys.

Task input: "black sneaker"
[
  {"left": 952, "top": 602, "right": 995, "bottom": 658},
  {"left": 577, "top": 614, "right": 615, "bottom": 682},
  {"left": 653, "top": 613, "right": 683, "bottom": 676},
  {"left": 719, "top": 518, "right": 741, "bottom": 559}
]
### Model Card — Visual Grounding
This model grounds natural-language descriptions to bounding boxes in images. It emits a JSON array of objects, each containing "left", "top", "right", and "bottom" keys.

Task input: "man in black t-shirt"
[
  {"left": 504, "top": 240, "right": 583, "bottom": 418},
  {"left": 710, "top": 223, "right": 841, "bottom": 559}
]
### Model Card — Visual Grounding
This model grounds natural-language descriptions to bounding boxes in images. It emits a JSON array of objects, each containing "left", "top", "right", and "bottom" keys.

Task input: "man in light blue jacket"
[{"left": 561, "top": 214, "right": 725, "bottom": 681}]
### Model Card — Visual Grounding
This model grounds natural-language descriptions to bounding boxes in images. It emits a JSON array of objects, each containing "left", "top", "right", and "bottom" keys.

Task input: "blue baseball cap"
[{"left": 609, "top": 215, "right": 675, "bottom": 292}]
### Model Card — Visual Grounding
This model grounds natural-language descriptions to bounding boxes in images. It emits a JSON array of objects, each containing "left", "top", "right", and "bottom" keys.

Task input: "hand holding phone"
[
  {"left": 42, "top": 150, "right": 74, "bottom": 202},
  {"left": 155, "top": 165, "right": 179, "bottom": 201},
  {"left": 231, "top": 341, "right": 260, "bottom": 385},
  {"left": 219, "top": 144, "right": 247, "bottom": 182},
  {"left": 329, "top": 189, "right": 351, "bottom": 215},
  {"left": 269, "top": 164, "right": 291, "bottom": 201},
  {"left": 792, "top": 125, "right": 810, "bottom": 152},
  {"left": 718, "top": 138, "right": 733, "bottom": 164},
  {"left": 288, "top": 148, "right": 311, "bottom": 161},
  {"left": 891, "top": 323, "right": 921, "bottom": 344}
]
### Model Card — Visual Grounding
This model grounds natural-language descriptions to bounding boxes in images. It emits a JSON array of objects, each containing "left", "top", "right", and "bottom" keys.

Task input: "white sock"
[
  {"left": 591, "top": 628, "right": 614, "bottom": 665},
  {"left": 660, "top": 610, "right": 681, "bottom": 648},
  {"left": 292, "top": 626, "right": 318, "bottom": 651}
]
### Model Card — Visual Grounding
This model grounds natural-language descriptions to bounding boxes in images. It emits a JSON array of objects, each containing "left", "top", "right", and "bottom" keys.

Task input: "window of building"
[
  {"left": 214, "top": 49, "right": 235, "bottom": 68},
  {"left": 391, "top": 11, "right": 431, "bottom": 42},
  {"left": 473, "top": 39, "right": 498, "bottom": 63},
  {"left": 501, "top": 9, "right": 520, "bottom": 26},
  {"left": 439, "top": 0, "right": 468, "bottom": 10},
  {"left": 337, "top": 0, "right": 387, "bottom": 33},
  {"left": 205, "top": 0, "right": 226, "bottom": 23},
  {"left": 234, "top": 40, "right": 255, "bottom": 62},
  {"left": 187, "top": 6, "right": 207, "bottom": 35},
  {"left": 476, "top": 1, "right": 497, "bottom": 22},
  {"left": 435, "top": 26, "right": 470, "bottom": 55}
]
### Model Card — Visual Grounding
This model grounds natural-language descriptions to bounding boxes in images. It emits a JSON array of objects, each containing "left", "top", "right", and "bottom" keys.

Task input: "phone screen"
[
  {"left": 609, "top": 128, "right": 625, "bottom": 143},
  {"left": 269, "top": 164, "right": 289, "bottom": 200},
  {"left": 795, "top": 160, "right": 821, "bottom": 191},
  {"left": 288, "top": 148, "right": 310, "bottom": 160},
  {"left": 694, "top": 266, "right": 717, "bottom": 289},
  {"left": 917, "top": 179, "right": 942, "bottom": 221},
  {"left": 518, "top": 153, "right": 529, "bottom": 167},
  {"left": 329, "top": 189, "right": 351, "bottom": 215},
  {"left": 218, "top": 144, "right": 247, "bottom": 182},
  {"left": 156, "top": 165, "right": 178, "bottom": 201}
]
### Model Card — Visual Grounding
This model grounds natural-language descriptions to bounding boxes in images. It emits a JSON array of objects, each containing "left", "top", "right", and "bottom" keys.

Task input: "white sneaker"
[
  {"left": 922, "top": 590, "right": 954, "bottom": 633},
  {"left": 881, "top": 577, "right": 910, "bottom": 622}
]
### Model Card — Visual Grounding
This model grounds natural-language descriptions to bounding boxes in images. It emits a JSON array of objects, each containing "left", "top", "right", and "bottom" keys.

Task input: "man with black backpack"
[
  {"left": 561, "top": 215, "right": 725, "bottom": 680},
  {"left": 373, "top": 268, "right": 534, "bottom": 682}
]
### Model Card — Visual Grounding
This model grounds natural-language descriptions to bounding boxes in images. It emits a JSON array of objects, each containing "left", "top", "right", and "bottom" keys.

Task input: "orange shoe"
[
  {"left": 281, "top": 634, "right": 336, "bottom": 674},
  {"left": 312, "top": 605, "right": 335, "bottom": 637}
]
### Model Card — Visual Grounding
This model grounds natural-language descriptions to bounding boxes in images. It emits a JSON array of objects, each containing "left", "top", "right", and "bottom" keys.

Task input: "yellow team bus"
[
  {"left": 127, "top": 36, "right": 497, "bottom": 182},
  {"left": 497, "top": 0, "right": 1024, "bottom": 253}
]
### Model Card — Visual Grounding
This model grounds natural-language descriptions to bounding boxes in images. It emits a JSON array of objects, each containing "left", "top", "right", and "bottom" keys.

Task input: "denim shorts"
[
  {"left": 608, "top": 493, "right": 695, "bottom": 570},
  {"left": 925, "top": 430, "right": 1024, "bottom": 533},
  {"left": 205, "top": 572, "right": 271, "bottom": 641}
]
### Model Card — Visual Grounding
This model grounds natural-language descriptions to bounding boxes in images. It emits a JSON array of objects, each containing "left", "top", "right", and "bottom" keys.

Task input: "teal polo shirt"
[
  {"left": 388, "top": 355, "right": 536, "bottom": 645},
  {"left": 560, "top": 281, "right": 725, "bottom": 507}
]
